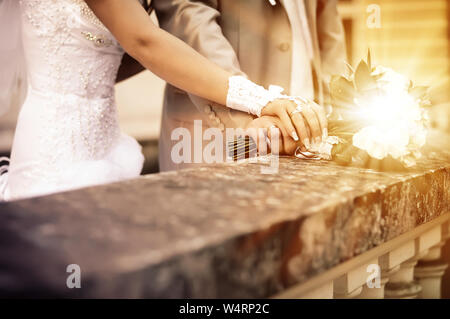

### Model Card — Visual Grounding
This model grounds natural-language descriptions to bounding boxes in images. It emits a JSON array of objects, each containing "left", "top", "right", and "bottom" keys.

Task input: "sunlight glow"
[{"left": 350, "top": 67, "right": 429, "bottom": 165}]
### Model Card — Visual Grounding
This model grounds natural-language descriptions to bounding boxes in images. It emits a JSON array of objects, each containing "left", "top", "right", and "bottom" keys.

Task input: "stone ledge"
[{"left": 0, "top": 133, "right": 449, "bottom": 298}]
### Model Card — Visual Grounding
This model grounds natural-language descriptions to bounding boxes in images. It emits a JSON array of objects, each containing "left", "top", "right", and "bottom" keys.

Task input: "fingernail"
[
  {"left": 303, "top": 138, "right": 310, "bottom": 149},
  {"left": 292, "top": 131, "right": 299, "bottom": 141},
  {"left": 323, "top": 128, "right": 328, "bottom": 140}
]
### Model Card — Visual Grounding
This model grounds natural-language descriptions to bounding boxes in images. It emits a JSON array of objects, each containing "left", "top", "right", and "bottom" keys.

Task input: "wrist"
[{"left": 226, "top": 76, "right": 284, "bottom": 117}]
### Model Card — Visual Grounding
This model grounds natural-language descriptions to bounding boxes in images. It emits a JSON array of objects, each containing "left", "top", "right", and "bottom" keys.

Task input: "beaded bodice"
[
  {"left": 14, "top": 0, "right": 128, "bottom": 167},
  {"left": 0, "top": 0, "right": 146, "bottom": 201},
  {"left": 20, "top": 0, "right": 124, "bottom": 99}
]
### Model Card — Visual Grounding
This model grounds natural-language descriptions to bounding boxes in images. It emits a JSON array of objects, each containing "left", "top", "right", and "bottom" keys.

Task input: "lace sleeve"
[{"left": 226, "top": 76, "right": 284, "bottom": 117}]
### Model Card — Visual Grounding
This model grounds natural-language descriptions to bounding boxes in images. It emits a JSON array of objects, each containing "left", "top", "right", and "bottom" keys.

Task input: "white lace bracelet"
[{"left": 226, "top": 76, "right": 284, "bottom": 117}]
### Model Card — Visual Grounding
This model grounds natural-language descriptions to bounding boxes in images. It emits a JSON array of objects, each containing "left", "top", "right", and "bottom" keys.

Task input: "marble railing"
[
  {"left": 277, "top": 215, "right": 450, "bottom": 299},
  {"left": 0, "top": 132, "right": 449, "bottom": 298}
]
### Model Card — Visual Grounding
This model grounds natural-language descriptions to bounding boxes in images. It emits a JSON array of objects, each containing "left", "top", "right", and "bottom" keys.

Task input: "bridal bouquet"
[{"left": 308, "top": 51, "right": 430, "bottom": 170}]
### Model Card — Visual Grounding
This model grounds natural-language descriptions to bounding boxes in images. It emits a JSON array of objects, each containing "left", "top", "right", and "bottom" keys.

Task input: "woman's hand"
[{"left": 261, "top": 98, "right": 328, "bottom": 149}]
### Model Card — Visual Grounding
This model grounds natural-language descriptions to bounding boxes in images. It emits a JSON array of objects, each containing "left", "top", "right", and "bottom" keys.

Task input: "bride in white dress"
[{"left": 0, "top": 0, "right": 328, "bottom": 201}]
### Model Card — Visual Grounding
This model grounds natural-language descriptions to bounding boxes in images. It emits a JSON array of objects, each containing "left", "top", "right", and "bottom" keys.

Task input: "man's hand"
[{"left": 245, "top": 116, "right": 306, "bottom": 155}]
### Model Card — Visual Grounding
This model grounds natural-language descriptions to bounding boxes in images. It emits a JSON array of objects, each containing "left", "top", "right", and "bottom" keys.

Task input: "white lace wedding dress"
[{"left": 0, "top": 0, "right": 145, "bottom": 201}]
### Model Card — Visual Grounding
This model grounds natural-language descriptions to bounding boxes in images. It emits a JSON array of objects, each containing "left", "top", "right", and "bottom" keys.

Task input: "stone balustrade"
[
  {"left": 277, "top": 218, "right": 450, "bottom": 299},
  {"left": 0, "top": 131, "right": 449, "bottom": 298}
]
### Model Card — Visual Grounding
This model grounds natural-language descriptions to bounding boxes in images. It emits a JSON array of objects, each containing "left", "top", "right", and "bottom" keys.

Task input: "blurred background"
[
  {"left": 339, "top": 0, "right": 450, "bottom": 131},
  {"left": 0, "top": 0, "right": 449, "bottom": 173}
]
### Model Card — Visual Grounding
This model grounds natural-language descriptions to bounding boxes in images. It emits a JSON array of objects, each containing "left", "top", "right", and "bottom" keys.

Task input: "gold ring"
[{"left": 289, "top": 109, "right": 302, "bottom": 117}]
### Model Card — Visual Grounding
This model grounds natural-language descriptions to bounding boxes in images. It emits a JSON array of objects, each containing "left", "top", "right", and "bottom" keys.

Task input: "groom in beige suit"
[{"left": 151, "top": 0, "right": 347, "bottom": 171}]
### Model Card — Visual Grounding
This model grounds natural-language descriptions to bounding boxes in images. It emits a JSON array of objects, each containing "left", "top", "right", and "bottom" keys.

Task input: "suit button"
[
  {"left": 204, "top": 105, "right": 212, "bottom": 114},
  {"left": 278, "top": 42, "right": 290, "bottom": 52}
]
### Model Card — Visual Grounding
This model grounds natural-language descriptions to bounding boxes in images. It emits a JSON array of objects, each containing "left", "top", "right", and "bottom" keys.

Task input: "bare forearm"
[
  {"left": 133, "top": 26, "right": 230, "bottom": 105},
  {"left": 86, "top": 0, "right": 230, "bottom": 105}
]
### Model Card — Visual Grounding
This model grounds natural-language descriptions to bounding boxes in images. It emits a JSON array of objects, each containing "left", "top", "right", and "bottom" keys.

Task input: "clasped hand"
[{"left": 248, "top": 97, "right": 328, "bottom": 154}]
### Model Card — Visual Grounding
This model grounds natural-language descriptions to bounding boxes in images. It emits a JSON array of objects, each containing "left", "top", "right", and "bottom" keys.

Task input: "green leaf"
[
  {"left": 355, "top": 60, "right": 377, "bottom": 91},
  {"left": 330, "top": 75, "right": 354, "bottom": 94},
  {"left": 330, "top": 75, "right": 355, "bottom": 107},
  {"left": 345, "top": 61, "right": 355, "bottom": 75},
  {"left": 328, "top": 119, "right": 365, "bottom": 136}
]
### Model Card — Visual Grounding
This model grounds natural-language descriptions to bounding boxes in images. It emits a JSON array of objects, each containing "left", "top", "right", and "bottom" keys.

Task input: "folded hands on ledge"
[{"left": 246, "top": 96, "right": 328, "bottom": 156}]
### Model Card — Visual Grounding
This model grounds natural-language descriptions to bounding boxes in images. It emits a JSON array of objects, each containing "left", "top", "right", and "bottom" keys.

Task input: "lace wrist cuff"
[{"left": 226, "top": 76, "right": 284, "bottom": 117}]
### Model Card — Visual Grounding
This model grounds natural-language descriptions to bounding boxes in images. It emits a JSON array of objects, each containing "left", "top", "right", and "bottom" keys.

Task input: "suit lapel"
[{"left": 303, "top": 0, "right": 324, "bottom": 103}]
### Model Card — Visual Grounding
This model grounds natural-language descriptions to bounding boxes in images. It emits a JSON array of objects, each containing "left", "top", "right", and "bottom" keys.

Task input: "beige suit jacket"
[{"left": 153, "top": 0, "right": 347, "bottom": 171}]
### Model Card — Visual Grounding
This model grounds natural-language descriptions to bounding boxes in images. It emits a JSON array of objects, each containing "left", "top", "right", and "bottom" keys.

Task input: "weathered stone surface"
[{"left": 0, "top": 132, "right": 449, "bottom": 298}]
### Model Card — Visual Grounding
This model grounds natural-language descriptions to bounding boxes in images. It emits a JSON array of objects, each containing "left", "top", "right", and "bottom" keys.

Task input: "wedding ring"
[
  {"left": 289, "top": 104, "right": 303, "bottom": 117},
  {"left": 295, "top": 147, "right": 321, "bottom": 160},
  {"left": 288, "top": 96, "right": 310, "bottom": 117},
  {"left": 289, "top": 109, "right": 302, "bottom": 116}
]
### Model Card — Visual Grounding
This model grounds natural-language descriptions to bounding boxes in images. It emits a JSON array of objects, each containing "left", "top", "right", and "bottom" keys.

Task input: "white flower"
[
  {"left": 310, "top": 136, "right": 340, "bottom": 159},
  {"left": 353, "top": 126, "right": 409, "bottom": 160},
  {"left": 410, "top": 125, "right": 427, "bottom": 148},
  {"left": 347, "top": 64, "right": 429, "bottom": 166},
  {"left": 372, "top": 66, "right": 410, "bottom": 93},
  {"left": 352, "top": 114, "right": 427, "bottom": 164},
  {"left": 296, "top": 136, "right": 340, "bottom": 160}
]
